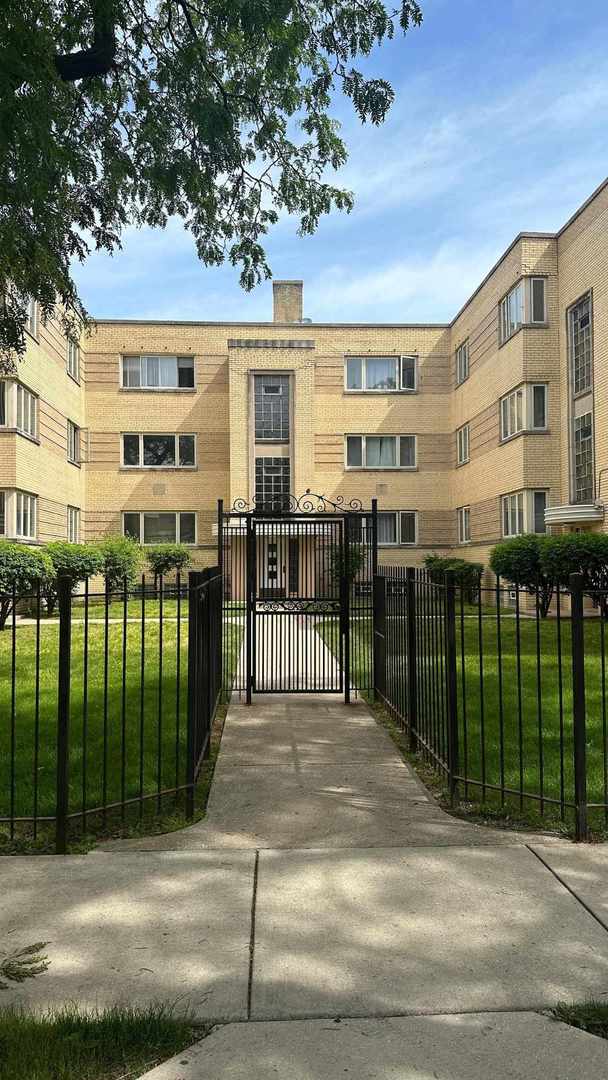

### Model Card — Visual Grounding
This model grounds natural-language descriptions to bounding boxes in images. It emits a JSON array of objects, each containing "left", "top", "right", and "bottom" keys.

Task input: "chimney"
[{"left": 273, "top": 280, "right": 303, "bottom": 323}]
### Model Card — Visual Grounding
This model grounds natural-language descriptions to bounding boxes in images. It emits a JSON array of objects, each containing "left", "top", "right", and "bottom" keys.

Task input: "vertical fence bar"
[
  {"left": 343, "top": 514, "right": 351, "bottom": 704},
  {"left": 445, "top": 572, "right": 459, "bottom": 805},
  {"left": 55, "top": 577, "right": 72, "bottom": 854},
  {"left": 373, "top": 573, "right": 386, "bottom": 701},
  {"left": 570, "top": 573, "right": 588, "bottom": 841},
  {"left": 406, "top": 567, "right": 418, "bottom": 752},
  {"left": 246, "top": 516, "right": 254, "bottom": 705},
  {"left": 186, "top": 570, "right": 203, "bottom": 819}
]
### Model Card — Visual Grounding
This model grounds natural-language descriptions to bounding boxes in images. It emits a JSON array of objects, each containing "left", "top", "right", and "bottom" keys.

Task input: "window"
[
  {"left": 457, "top": 424, "right": 469, "bottom": 465},
  {"left": 377, "top": 511, "right": 417, "bottom": 546},
  {"left": 67, "top": 506, "right": 80, "bottom": 543},
  {"left": 568, "top": 293, "right": 592, "bottom": 396},
  {"left": 254, "top": 374, "right": 290, "bottom": 441},
  {"left": 458, "top": 506, "right": 471, "bottom": 543},
  {"left": 345, "top": 355, "right": 417, "bottom": 392},
  {"left": 25, "top": 298, "right": 38, "bottom": 338},
  {"left": 500, "top": 384, "right": 547, "bottom": 440},
  {"left": 499, "top": 277, "right": 546, "bottom": 344},
  {"left": 345, "top": 434, "right": 416, "bottom": 469},
  {"left": 0, "top": 382, "right": 6, "bottom": 426},
  {"left": 67, "top": 339, "right": 80, "bottom": 381},
  {"left": 533, "top": 491, "right": 547, "bottom": 535},
  {"left": 16, "top": 491, "right": 36, "bottom": 539},
  {"left": 255, "top": 457, "right": 290, "bottom": 511},
  {"left": 121, "top": 433, "right": 196, "bottom": 468},
  {"left": 121, "top": 355, "right": 195, "bottom": 389},
  {"left": 123, "top": 511, "right": 196, "bottom": 544},
  {"left": 502, "top": 491, "right": 524, "bottom": 537},
  {"left": 16, "top": 384, "right": 37, "bottom": 438},
  {"left": 67, "top": 420, "right": 80, "bottom": 464},
  {"left": 501, "top": 490, "right": 547, "bottom": 537},
  {"left": 456, "top": 340, "right": 469, "bottom": 385},
  {"left": 573, "top": 412, "right": 594, "bottom": 503},
  {"left": 0, "top": 492, "right": 5, "bottom": 535}
]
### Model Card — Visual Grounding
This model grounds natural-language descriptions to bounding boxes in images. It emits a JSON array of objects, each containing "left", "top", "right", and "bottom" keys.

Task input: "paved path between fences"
[{"left": 3, "top": 694, "right": 608, "bottom": 1079}]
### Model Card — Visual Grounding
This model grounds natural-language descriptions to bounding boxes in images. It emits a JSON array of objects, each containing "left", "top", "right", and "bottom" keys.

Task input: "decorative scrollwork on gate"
[
  {"left": 229, "top": 490, "right": 366, "bottom": 515},
  {"left": 256, "top": 598, "right": 342, "bottom": 614}
]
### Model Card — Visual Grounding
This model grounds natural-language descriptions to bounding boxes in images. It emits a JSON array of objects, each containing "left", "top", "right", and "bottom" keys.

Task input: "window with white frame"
[
  {"left": 345, "top": 434, "right": 416, "bottom": 469},
  {"left": 123, "top": 511, "right": 196, "bottom": 545},
  {"left": 499, "top": 277, "right": 546, "bottom": 345},
  {"left": 67, "top": 338, "right": 80, "bottom": 381},
  {"left": 121, "top": 355, "right": 195, "bottom": 389},
  {"left": 25, "top": 297, "right": 38, "bottom": 338},
  {"left": 457, "top": 505, "right": 471, "bottom": 543},
  {"left": 67, "top": 506, "right": 80, "bottom": 543},
  {"left": 345, "top": 355, "right": 417, "bottom": 392},
  {"left": 502, "top": 489, "right": 547, "bottom": 537},
  {"left": 121, "top": 433, "right": 196, "bottom": 468},
  {"left": 377, "top": 510, "right": 417, "bottom": 546},
  {"left": 0, "top": 491, "right": 5, "bottom": 535},
  {"left": 0, "top": 381, "right": 6, "bottom": 426},
  {"left": 15, "top": 491, "right": 37, "bottom": 539},
  {"left": 67, "top": 420, "right": 80, "bottom": 464},
  {"left": 457, "top": 424, "right": 469, "bottom": 465},
  {"left": 456, "top": 340, "right": 469, "bottom": 385},
  {"left": 16, "top": 384, "right": 37, "bottom": 438},
  {"left": 568, "top": 293, "right": 592, "bottom": 396},
  {"left": 500, "top": 384, "right": 547, "bottom": 440}
]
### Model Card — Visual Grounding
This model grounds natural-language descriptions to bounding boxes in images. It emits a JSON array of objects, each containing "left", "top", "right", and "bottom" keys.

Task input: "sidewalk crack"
[
  {"left": 526, "top": 844, "right": 608, "bottom": 934},
  {"left": 247, "top": 850, "right": 260, "bottom": 1020}
]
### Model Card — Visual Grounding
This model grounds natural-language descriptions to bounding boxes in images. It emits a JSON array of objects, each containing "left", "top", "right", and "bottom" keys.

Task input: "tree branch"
[{"left": 55, "top": 0, "right": 117, "bottom": 81}]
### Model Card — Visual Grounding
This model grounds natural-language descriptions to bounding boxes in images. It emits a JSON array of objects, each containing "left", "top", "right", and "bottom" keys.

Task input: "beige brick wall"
[{"left": 0, "top": 312, "right": 86, "bottom": 543}]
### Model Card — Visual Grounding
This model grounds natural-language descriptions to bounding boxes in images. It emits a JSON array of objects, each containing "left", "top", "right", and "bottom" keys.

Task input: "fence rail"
[
  {"left": 373, "top": 566, "right": 608, "bottom": 840},
  {"left": 0, "top": 569, "right": 224, "bottom": 852}
]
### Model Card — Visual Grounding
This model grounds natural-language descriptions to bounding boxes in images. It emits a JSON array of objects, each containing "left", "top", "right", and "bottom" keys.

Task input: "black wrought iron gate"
[{"left": 219, "top": 493, "right": 377, "bottom": 702}]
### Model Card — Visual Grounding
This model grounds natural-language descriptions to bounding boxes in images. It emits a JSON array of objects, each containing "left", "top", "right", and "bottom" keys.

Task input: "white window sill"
[{"left": 119, "top": 387, "right": 196, "bottom": 393}]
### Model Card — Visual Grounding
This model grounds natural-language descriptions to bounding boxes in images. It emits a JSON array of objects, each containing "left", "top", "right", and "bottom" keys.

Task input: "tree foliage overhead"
[{"left": 0, "top": 0, "right": 423, "bottom": 368}]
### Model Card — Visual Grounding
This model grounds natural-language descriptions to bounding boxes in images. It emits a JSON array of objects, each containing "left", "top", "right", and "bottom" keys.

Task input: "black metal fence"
[
  {"left": 373, "top": 566, "right": 608, "bottom": 840},
  {"left": 0, "top": 569, "right": 224, "bottom": 852}
]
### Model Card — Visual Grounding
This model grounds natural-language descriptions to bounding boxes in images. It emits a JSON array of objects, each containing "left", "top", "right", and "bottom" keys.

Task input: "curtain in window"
[
  {"left": 377, "top": 513, "right": 397, "bottom": 544},
  {"left": 366, "top": 357, "right": 396, "bottom": 390},
  {"left": 366, "top": 436, "right": 396, "bottom": 467},
  {"left": 346, "top": 357, "right": 362, "bottom": 389}
]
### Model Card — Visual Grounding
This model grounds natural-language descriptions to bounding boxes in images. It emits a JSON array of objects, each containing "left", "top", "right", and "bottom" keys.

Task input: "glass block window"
[
  {"left": 569, "top": 294, "right": 592, "bottom": 396},
  {"left": 254, "top": 374, "right": 290, "bottom": 441},
  {"left": 574, "top": 412, "right": 593, "bottom": 503},
  {"left": 255, "top": 456, "right": 290, "bottom": 511}
]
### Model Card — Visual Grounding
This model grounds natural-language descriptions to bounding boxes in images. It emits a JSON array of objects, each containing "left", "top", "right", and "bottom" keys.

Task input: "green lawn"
[
  {"left": 0, "top": 618, "right": 243, "bottom": 841},
  {"left": 318, "top": 613, "right": 608, "bottom": 832},
  {"left": 0, "top": 1004, "right": 203, "bottom": 1080}
]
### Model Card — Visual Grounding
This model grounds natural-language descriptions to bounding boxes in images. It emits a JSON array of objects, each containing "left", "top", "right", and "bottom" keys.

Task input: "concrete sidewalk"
[{"left": 3, "top": 692, "right": 608, "bottom": 1077}]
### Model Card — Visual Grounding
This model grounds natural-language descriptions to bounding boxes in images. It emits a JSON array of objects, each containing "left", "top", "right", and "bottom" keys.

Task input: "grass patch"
[
  {"left": 0, "top": 618, "right": 242, "bottom": 852},
  {"left": 0, "top": 1003, "right": 206, "bottom": 1080},
  {"left": 317, "top": 612, "right": 608, "bottom": 833},
  {"left": 553, "top": 1000, "right": 608, "bottom": 1040}
]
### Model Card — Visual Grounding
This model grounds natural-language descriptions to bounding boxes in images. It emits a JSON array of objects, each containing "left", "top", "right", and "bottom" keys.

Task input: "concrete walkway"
[{"left": 3, "top": 693, "right": 608, "bottom": 1078}]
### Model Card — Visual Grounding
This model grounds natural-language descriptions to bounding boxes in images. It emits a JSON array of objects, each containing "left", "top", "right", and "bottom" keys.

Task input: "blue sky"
[{"left": 73, "top": 0, "right": 608, "bottom": 324}]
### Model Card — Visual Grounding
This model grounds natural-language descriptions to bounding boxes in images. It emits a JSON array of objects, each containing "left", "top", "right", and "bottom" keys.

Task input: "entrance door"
[{"left": 257, "top": 535, "right": 287, "bottom": 598}]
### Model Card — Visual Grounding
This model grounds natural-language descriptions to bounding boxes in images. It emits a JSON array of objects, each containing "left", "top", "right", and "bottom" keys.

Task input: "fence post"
[
  {"left": 372, "top": 573, "right": 386, "bottom": 703},
  {"left": 55, "top": 576, "right": 72, "bottom": 854},
  {"left": 570, "top": 573, "right": 588, "bottom": 841},
  {"left": 406, "top": 567, "right": 418, "bottom": 752},
  {"left": 186, "top": 570, "right": 204, "bottom": 819},
  {"left": 444, "top": 571, "right": 459, "bottom": 807}
]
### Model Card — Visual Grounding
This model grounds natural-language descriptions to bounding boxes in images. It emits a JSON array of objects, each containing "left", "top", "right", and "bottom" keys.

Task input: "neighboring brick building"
[{"left": 2, "top": 178, "right": 608, "bottom": 576}]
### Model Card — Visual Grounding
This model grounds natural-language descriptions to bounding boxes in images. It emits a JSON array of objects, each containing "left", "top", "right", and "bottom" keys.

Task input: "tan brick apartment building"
[{"left": 2, "top": 178, "right": 608, "bottom": 583}]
